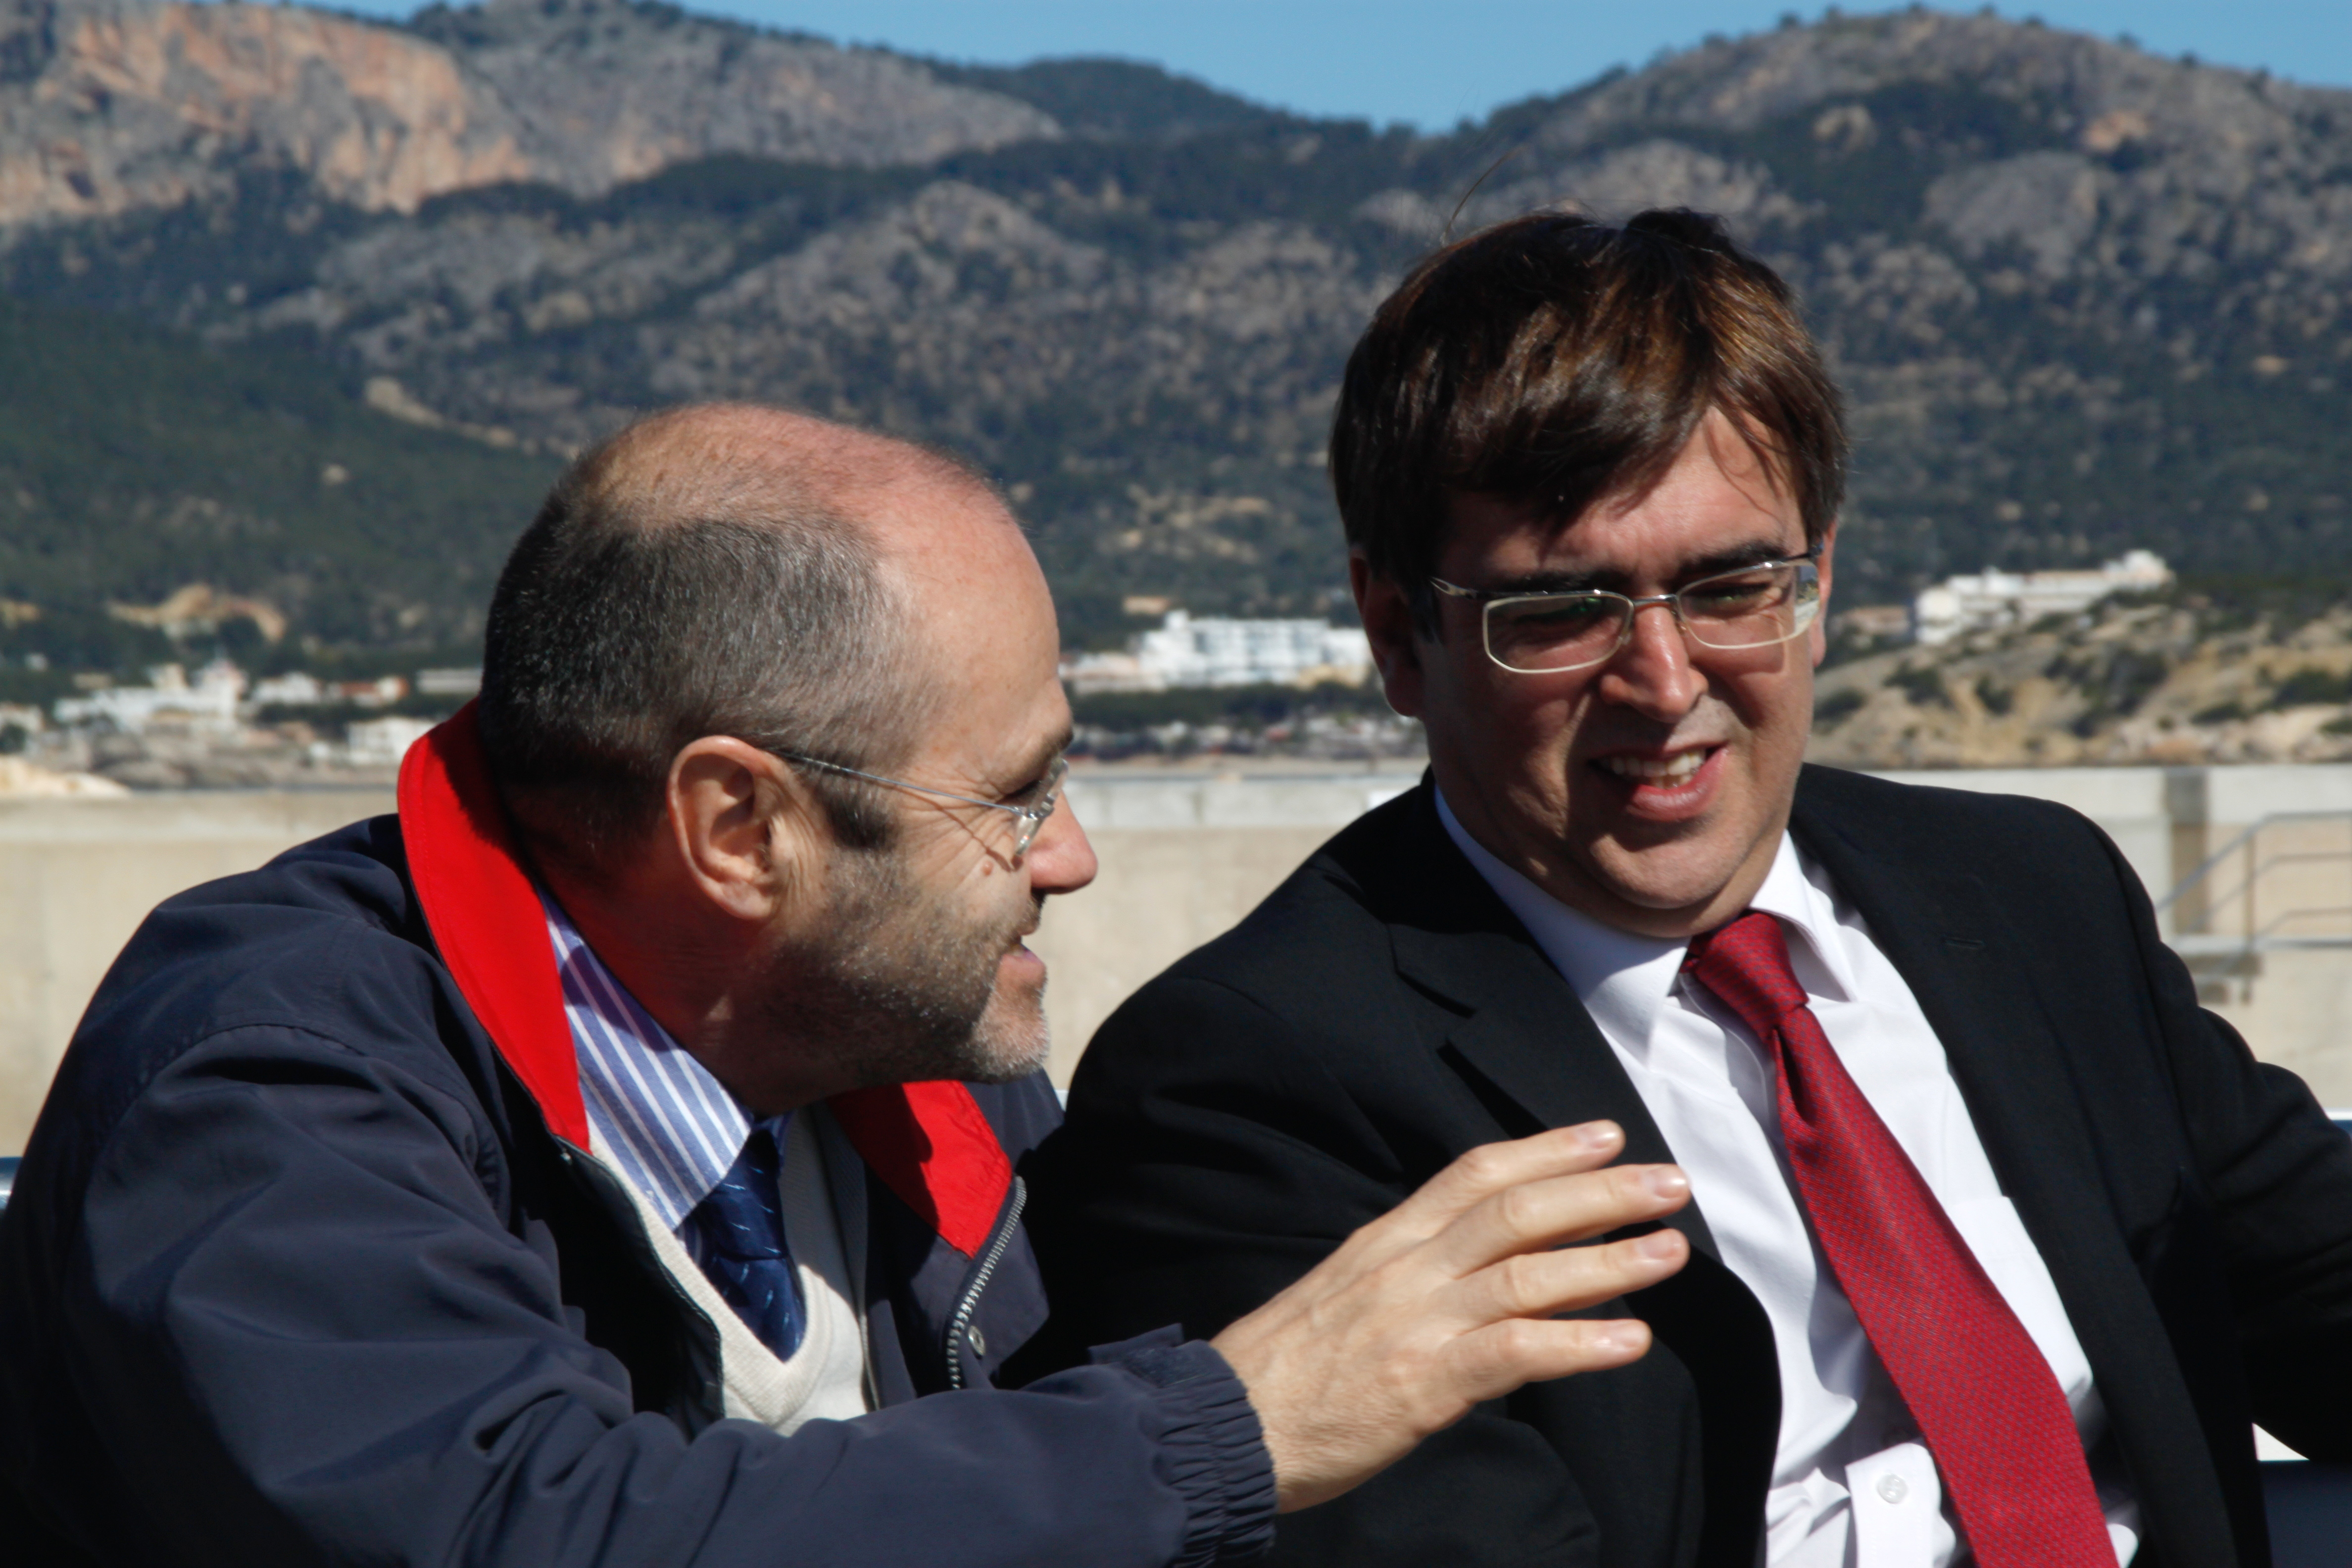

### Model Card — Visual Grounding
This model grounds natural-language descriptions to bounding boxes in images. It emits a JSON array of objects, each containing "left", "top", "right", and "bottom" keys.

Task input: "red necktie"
[{"left": 1683, "top": 911, "right": 2113, "bottom": 1568}]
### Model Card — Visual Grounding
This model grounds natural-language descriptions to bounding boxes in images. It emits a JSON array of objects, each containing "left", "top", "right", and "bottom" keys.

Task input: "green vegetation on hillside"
[{"left": 0, "top": 294, "right": 559, "bottom": 660}]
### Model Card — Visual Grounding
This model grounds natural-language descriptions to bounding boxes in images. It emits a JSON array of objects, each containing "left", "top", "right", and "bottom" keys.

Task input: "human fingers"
[
  {"left": 1450, "top": 1227, "right": 1689, "bottom": 1331},
  {"left": 1438, "top": 1314, "right": 1657, "bottom": 1411},
  {"left": 1422, "top": 1162, "right": 1690, "bottom": 1278},
  {"left": 1361, "top": 1123, "right": 1629, "bottom": 1254},
  {"left": 1215, "top": 1173, "right": 1683, "bottom": 1516}
]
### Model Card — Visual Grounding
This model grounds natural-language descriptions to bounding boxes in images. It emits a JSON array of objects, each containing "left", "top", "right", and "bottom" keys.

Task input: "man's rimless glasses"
[
  {"left": 768, "top": 750, "right": 1069, "bottom": 860},
  {"left": 1430, "top": 548, "right": 1824, "bottom": 675}
]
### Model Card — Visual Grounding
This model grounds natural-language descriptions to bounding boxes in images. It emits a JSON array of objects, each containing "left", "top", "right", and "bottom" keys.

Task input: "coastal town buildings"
[{"left": 1063, "top": 610, "right": 1374, "bottom": 694}]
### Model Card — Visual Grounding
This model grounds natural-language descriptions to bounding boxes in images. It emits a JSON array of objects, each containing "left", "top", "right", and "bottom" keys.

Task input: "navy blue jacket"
[{"left": 0, "top": 712, "right": 1275, "bottom": 1567}]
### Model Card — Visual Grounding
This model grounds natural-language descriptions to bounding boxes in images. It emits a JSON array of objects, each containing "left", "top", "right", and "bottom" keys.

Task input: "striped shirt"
[{"left": 541, "top": 893, "right": 785, "bottom": 1260}]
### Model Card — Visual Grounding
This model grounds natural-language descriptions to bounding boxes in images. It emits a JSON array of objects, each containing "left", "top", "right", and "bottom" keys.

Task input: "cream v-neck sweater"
[{"left": 604, "top": 1108, "right": 871, "bottom": 1433}]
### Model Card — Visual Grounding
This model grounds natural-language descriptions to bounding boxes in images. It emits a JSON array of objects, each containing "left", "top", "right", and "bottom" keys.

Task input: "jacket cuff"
[{"left": 1092, "top": 1329, "right": 1277, "bottom": 1565}]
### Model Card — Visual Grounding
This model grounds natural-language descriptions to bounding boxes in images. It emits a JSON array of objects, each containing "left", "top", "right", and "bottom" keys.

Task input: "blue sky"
[{"left": 325, "top": 1, "right": 2352, "bottom": 130}]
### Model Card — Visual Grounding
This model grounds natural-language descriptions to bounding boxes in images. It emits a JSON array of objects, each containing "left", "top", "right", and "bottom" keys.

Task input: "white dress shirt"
[{"left": 1436, "top": 792, "right": 2139, "bottom": 1567}]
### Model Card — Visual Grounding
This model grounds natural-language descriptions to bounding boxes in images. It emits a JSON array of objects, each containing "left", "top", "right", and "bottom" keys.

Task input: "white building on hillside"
[
  {"left": 54, "top": 661, "right": 246, "bottom": 736},
  {"left": 344, "top": 716, "right": 437, "bottom": 767},
  {"left": 1913, "top": 550, "right": 2172, "bottom": 645},
  {"left": 1065, "top": 611, "right": 1374, "bottom": 693},
  {"left": 249, "top": 671, "right": 327, "bottom": 706}
]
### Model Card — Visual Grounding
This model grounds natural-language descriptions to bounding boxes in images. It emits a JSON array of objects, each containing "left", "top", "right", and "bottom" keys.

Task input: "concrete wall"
[
  {"left": 1031, "top": 771, "right": 1420, "bottom": 1085},
  {"left": 0, "top": 790, "right": 394, "bottom": 1152},
  {"left": 3, "top": 764, "right": 2348, "bottom": 1153}
]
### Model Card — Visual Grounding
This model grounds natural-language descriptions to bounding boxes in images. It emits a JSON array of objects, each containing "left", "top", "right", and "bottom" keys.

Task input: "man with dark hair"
[
  {"left": 1030, "top": 209, "right": 2352, "bottom": 1567},
  {"left": 0, "top": 403, "right": 1700, "bottom": 1565}
]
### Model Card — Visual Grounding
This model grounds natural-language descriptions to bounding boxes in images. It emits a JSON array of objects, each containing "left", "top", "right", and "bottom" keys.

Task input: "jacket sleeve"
[
  {"left": 2098, "top": 825, "right": 2352, "bottom": 1461},
  {"left": 49, "top": 1019, "right": 1275, "bottom": 1568},
  {"left": 1027, "top": 976, "right": 1626, "bottom": 1568}
]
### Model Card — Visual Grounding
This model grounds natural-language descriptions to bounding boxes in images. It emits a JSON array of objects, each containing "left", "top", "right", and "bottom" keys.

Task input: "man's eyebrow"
[
  {"left": 1677, "top": 539, "right": 1812, "bottom": 579},
  {"left": 1004, "top": 725, "right": 1075, "bottom": 793},
  {"left": 1481, "top": 538, "right": 1807, "bottom": 594}
]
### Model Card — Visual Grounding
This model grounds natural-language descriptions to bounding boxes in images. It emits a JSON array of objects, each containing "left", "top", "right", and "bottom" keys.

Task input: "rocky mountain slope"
[
  {"left": 1811, "top": 577, "right": 2352, "bottom": 768},
  {"left": 0, "top": 0, "right": 1054, "bottom": 223},
  {"left": 0, "top": 0, "right": 2348, "bottom": 658}
]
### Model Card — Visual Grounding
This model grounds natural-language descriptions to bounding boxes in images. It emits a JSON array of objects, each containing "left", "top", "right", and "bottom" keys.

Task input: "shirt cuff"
[{"left": 1092, "top": 1328, "right": 1278, "bottom": 1565}]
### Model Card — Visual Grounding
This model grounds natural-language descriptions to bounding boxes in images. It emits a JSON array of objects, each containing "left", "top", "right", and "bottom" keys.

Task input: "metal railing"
[{"left": 2157, "top": 811, "right": 2352, "bottom": 956}]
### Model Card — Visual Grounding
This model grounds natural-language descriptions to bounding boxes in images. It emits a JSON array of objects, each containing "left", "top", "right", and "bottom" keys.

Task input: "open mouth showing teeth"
[{"left": 1597, "top": 750, "right": 1710, "bottom": 784}]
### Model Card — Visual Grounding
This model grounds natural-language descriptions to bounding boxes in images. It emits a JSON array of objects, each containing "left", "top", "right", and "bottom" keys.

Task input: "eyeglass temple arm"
[{"left": 779, "top": 751, "right": 1059, "bottom": 823}]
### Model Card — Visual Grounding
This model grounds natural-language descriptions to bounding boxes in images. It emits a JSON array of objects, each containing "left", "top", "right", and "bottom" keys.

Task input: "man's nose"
[
  {"left": 1592, "top": 601, "right": 1703, "bottom": 721},
  {"left": 1025, "top": 794, "right": 1099, "bottom": 896}
]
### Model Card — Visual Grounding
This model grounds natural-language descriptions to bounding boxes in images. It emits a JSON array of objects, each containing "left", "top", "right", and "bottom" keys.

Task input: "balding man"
[{"left": 0, "top": 404, "right": 1693, "bottom": 1567}]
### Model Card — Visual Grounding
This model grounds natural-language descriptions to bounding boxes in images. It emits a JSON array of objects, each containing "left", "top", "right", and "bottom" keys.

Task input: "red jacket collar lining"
[{"left": 396, "top": 704, "right": 1013, "bottom": 1257}]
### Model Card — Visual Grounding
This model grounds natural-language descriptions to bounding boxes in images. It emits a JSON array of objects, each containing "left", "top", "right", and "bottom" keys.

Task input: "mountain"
[
  {"left": 0, "top": 0, "right": 1055, "bottom": 223},
  {"left": 1809, "top": 575, "right": 2352, "bottom": 769},
  {"left": 0, "top": 290, "right": 556, "bottom": 661},
  {"left": 0, "top": 0, "right": 2349, "bottom": 660}
]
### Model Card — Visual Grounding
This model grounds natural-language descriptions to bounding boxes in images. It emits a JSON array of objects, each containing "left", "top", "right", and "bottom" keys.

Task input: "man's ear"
[
  {"left": 1350, "top": 551, "right": 1428, "bottom": 719},
  {"left": 666, "top": 737, "right": 829, "bottom": 925},
  {"left": 1808, "top": 521, "right": 1837, "bottom": 671}
]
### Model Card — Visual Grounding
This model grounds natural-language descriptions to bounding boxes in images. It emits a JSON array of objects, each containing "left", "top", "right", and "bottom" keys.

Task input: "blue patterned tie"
[{"left": 686, "top": 1123, "right": 805, "bottom": 1359}]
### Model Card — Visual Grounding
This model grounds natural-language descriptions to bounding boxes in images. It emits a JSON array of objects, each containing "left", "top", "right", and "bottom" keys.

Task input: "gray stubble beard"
[{"left": 758, "top": 840, "right": 1050, "bottom": 1091}]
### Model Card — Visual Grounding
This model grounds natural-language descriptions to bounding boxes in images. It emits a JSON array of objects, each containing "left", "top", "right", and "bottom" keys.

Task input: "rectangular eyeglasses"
[{"left": 1431, "top": 548, "right": 1823, "bottom": 675}]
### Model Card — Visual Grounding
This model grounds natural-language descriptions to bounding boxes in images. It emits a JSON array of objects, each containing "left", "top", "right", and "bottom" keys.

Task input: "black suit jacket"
[{"left": 1023, "top": 766, "right": 2352, "bottom": 1568}]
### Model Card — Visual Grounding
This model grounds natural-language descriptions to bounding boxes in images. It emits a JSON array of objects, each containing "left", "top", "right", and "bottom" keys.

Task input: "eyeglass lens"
[
  {"left": 1484, "top": 562, "right": 1820, "bottom": 674},
  {"left": 1010, "top": 757, "right": 1069, "bottom": 857}
]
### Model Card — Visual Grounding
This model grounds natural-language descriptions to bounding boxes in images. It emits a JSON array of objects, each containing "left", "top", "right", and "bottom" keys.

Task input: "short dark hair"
[
  {"left": 478, "top": 421, "right": 919, "bottom": 871},
  {"left": 1329, "top": 208, "right": 1846, "bottom": 626}
]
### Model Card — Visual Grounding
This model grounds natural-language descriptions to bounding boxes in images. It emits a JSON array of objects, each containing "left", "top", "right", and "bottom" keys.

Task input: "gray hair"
[{"left": 478, "top": 410, "right": 931, "bottom": 870}]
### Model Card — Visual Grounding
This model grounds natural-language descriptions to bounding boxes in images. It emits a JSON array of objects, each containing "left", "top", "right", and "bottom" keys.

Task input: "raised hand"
[{"left": 1209, "top": 1120, "right": 1690, "bottom": 1512}]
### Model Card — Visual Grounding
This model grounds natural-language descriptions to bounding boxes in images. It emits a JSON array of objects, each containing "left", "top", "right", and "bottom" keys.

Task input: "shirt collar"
[
  {"left": 1743, "top": 826, "right": 1860, "bottom": 1004},
  {"left": 1433, "top": 786, "right": 1854, "bottom": 1056},
  {"left": 541, "top": 891, "right": 754, "bottom": 1233}
]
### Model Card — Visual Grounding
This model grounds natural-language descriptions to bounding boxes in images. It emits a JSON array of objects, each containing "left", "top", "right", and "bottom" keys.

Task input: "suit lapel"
[
  {"left": 1789, "top": 774, "right": 2231, "bottom": 1557},
  {"left": 1378, "top": 791, "right": 1720, "bottom": 1258},
  {"left": 1369, "top": 790, "right": 1781, "bottom": 1557},
  {"left": 1790, "top": 781, "right": 2128, "bottom": 1290},
  {"left": 1364, "top": 771, "right": 2228, "bottom": 1566}
]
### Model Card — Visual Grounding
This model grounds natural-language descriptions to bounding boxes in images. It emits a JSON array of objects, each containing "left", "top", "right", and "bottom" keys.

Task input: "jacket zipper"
[{"left": 944, "top": 1176, "right": 1027, "bottom": 1391}]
